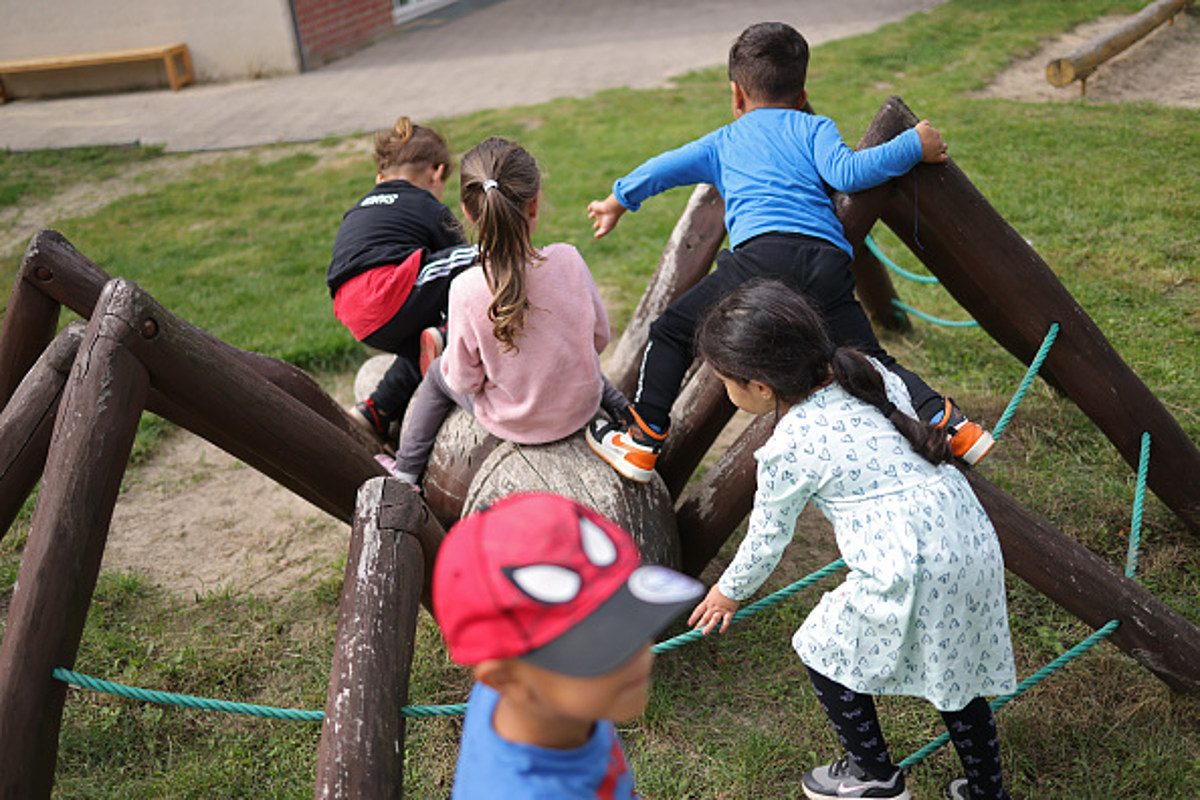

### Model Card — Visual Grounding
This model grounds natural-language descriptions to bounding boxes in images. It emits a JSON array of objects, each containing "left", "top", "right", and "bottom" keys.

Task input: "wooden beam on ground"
[
  {"left": 0, "top": 323, "right": 83, "bottom": 538},
  {"left": 864, "top": 96, "right": 1200, "bottom": 535},
  {"left": 316, "top": 478, "right": 429, "bottom": 799},
  {"left": 607, "top": 184, "right": 725, "bottom": 398},
  {"left": 0, "top": 284, "right": 150, "bottom": 799},
  {"left": 1046, "top": 0, "right": 1194, "bottom": 87}
]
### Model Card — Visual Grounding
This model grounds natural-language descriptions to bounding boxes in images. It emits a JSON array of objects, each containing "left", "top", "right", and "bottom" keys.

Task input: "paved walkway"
[{"left": 0, "top": 0, "right": 941, "bottom": 152}]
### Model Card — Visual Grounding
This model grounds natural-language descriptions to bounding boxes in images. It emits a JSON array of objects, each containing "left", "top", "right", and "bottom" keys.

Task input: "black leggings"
[
  {"left": 632, "top": 233, "right": 942, "bottom": 430},
  {"left": 807, "top": 667, "right": 1008, "bottom": 799},
  {"left": 358, "top": 245, "right": 476, "bottom": 419}
]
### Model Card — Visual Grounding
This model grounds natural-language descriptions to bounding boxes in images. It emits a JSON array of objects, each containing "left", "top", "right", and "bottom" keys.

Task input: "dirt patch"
[
  {"left": 17, "top": 12, "right": 1199, "bottom": 598},
  {"left": 973, "top": 11, "right": 1200, "bottom": 108}
]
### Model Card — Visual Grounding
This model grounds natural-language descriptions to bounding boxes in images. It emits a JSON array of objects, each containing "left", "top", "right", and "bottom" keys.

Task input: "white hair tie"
[{"left": 482, "top": 179, "right": 499, "bottom": 192}]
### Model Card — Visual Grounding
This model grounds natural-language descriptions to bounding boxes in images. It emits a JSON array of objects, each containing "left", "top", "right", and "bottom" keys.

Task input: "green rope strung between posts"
[
  {"left": 864, "top": 234, "right": 941, "bottom": 284},
  {"left": 1126, "top": 431, "right": 1151, "bottom": 579},
  {"left": 990, "top": 323, "right": 1059, "bottom": 441},
  {"left": 653, "top": 558, "right": 847, "bottom": 654},
  {"left": 52, "top": 560, "right": 850, "bottom": 721},
  {"left": 52, "top": 668, "right": 466, "bottom": 720},
  {"left": 890, "top": 298, "right": 979, "bottom": 329}
]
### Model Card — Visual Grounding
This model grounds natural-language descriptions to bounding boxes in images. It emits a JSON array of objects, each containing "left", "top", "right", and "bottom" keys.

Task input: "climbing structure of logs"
[{"left": 0, "top": 94, "right": 1199, "bottom": 798}]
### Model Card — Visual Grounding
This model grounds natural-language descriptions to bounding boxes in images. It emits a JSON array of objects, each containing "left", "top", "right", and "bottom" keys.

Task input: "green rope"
[
  {"left": 1126, "top": 431, "right": 1151, "bottom": 579},
  {"left": 53, "top": 668, "right": 467, "bottom": 720},
  {"left": 54, "top": 560, "right": 849, "bottom": 722},
  {"left": 653, "top": 559, "right": 846, "bottom": 654},
  {"left": 899, "top": 619, "right": 1121, "bottom": 770},
  {"left": 864, "top": 234, "right": 940, "bottom": 284},
  {"left": 990, "top": 323, "right": 1059, "bottom": 441},
  {"left": 889, "top": 298, "right": 979, "bottom": 329}
]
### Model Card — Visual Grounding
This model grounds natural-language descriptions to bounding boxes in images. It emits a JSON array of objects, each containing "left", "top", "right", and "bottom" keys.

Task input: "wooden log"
[
  {"left": 964, "top": 468, "right": 1200, "bottom": 695},
  {"left": 103, "top": 279, "right": 384, "bottom": 522},
  {"left": 607, "top": 184, "right": 725, "bottom": 398},
  {"left": 0, "top": 236, "right": 63, "bottom": 405},
  {"left": 656, "top": 363, "right": 735, "bottom": 500},
  {"left": 0, "top": 323, "right": 84, "bottom": 538},
  {"left": 0, "top": 284, "right": 149, "bottom": 799},
  {"left": 848, "top": 237, "right": 911, "bottom": 333},
  {"left": 8, "top": 229, "right": 382, "bottom": 455},
  {"left": 316, "top": 478, "right": 427, "bottom": 799},
  {"left": 1046, "top": 0, "right": 1194, "bottom": 86},
  {"left": 463, "top": 430, "right": 681, "bottom": 569},
  {"left": 421, "top": 408, "right": 501, "bottom": 531},
  {"left": 864, "top": 96, "right": 1200, "bottom": 534},
  {"left": 675, "top": 413, "right": 772, "bottom": 577}
]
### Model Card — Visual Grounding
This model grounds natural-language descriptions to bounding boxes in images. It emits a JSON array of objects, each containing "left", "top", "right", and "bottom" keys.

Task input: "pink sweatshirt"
[{"left": 441, "top": 242, "right": 610, "bottom": 444}]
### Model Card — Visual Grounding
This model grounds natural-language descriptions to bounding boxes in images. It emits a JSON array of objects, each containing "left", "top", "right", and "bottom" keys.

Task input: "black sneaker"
[
  {"left": 944, "top": 778, "right": 1009, "bottom": 800},
  {"left": 801, "top": 756, "right": 909, "bottom": 799},
  {"left": 348, "top": 398, "right": 393, "bottom": 441},
  {"left": 945, "top": 779, "right": 968, "bottom": 800}
]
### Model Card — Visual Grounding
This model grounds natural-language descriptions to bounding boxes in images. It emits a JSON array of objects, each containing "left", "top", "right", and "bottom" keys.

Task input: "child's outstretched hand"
[
  {"left": 688, "top": 584, "right": 739, "bottom": 635},
  {"left": 915, "top": 120, "right": 949, "bottom": 164},
  {"left": 587, "top": 193, "right": 627, "bottom": 239}
]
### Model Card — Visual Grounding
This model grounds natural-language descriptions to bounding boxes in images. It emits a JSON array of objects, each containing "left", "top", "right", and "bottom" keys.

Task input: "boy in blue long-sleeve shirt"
[{"left": 586, "top": 22, "right": 993, "bottom": 483}]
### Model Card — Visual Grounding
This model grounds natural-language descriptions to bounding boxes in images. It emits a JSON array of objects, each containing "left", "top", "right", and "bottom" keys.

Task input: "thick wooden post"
[
  {"left": 0, "top": 237, "right": 63, "bottom": 405},
  {"left": 863, "top": 97, "right": 1200, "bottom": 534},
  {"left": 0, "top": 323, "right": 84, "bottom": 538},
  {"left": 607, "top": 184, "right": 725, "bottom": 398},
  {"left": 0, "top": 283, "right": 150, "bottom": 799},
  {"left": 315, "top": 478, "right": 432, "bottom": 799}
]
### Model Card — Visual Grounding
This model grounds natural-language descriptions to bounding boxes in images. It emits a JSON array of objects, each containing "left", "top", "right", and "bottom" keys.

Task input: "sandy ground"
[{"left": 14, "top": 11, "right": 1198, "bottom": 598}]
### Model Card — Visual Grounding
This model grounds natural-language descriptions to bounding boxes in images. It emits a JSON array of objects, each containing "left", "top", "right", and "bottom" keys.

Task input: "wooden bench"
[{"left": 0, "top": 43, "right": 193, "bottom": 103}]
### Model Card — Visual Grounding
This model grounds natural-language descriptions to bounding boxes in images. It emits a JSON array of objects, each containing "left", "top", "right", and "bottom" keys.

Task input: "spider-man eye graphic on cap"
[{"left": 505, "top": 515, "right": 618, "bottom": 605}]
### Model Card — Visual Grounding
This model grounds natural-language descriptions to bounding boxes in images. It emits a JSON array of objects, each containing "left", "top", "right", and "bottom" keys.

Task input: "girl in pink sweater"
[{"left": 381, "top": 137, "right": 628, "bottom": 485}]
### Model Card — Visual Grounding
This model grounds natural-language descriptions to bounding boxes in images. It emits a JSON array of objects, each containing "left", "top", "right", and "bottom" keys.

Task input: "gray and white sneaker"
[{"left": 801, "top": 756, "right": 910, "bottom": 799}]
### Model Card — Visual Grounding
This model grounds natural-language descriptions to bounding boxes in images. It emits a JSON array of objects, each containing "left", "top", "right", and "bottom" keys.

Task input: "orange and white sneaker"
[
  {"left": 585, "top": 406, "right": 667, "bottom": 483},
  {"left": 931, "top": 397, "right": 994, "bottom": 466}
]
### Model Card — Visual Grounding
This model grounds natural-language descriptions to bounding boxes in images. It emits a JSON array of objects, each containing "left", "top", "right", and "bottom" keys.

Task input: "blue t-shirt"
[
  {"left": 451, "top": 683, "right": 639, "bottom": 799},
  {"left": 612, "top": 108, "right": 922, "bottom": 256}
]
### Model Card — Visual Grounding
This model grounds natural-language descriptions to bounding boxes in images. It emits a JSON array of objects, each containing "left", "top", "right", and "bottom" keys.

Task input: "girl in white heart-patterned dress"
[{"left": 688, "top": 279, "right": 1016, "bottom": 800}]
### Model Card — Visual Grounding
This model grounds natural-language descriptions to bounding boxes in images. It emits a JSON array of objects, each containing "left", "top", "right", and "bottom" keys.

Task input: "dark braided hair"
[{"left": 695, "top": 279, "right": 952, "bottom": 465}]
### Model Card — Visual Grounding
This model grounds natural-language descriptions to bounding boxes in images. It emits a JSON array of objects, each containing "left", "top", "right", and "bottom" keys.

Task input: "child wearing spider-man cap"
[{"left": 434, "top": 492, "right": 704, "bottom": 799}]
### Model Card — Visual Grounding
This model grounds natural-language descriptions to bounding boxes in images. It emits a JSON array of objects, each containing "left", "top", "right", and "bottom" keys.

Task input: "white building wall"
[{"left": 0, "top": 0, "right": 302, "bottom": 98}]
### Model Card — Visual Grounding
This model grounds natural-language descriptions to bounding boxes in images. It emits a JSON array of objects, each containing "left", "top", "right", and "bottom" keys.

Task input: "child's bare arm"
[
  {"left": 587, "top": 193, "right": 627, "bottom": 239},
  {"left": 915, "top": 120, "right": 949, "bottom": 164}
]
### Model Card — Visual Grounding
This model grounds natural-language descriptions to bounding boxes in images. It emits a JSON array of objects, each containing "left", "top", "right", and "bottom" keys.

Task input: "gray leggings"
[{"left": 393, "top": 357, "right": 628, "bottom": 478}]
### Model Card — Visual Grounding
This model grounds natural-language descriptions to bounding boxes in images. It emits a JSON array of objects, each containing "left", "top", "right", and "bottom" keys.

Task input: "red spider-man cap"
[{"left": 433, "top": 493, "right": 702, "bottom": 677}]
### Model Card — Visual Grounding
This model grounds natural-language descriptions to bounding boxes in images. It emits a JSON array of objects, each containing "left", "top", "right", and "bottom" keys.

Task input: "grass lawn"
[{"left": 2, "top": 0, "right": 1199, "bottom": 797}]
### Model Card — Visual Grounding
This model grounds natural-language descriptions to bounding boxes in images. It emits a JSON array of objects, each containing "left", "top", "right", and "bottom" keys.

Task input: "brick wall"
[{"left": 292, "top": 0, "right": 394, "bottom": 67}]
